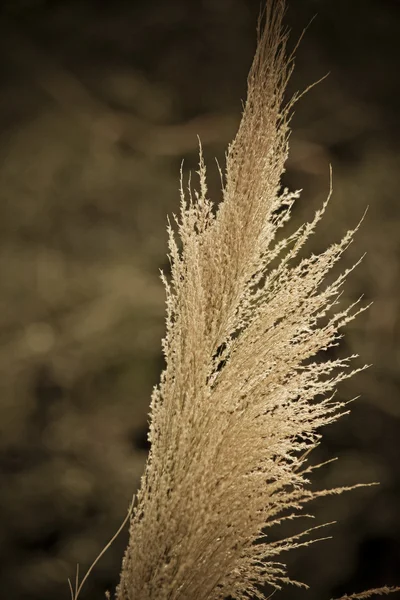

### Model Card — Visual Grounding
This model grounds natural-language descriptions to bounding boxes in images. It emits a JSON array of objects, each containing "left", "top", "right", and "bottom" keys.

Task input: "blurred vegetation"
[{"left": 0, "top": 1, "right": 398, "bottom": 599}]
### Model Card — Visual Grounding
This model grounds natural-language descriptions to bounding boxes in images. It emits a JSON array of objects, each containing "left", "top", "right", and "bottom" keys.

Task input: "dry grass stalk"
[{"left": 85, "top": 2, "right": 398, "bottom": 600}]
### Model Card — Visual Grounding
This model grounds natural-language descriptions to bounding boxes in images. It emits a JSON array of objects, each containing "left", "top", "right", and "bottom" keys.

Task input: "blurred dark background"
[{"left": 0, "top": 1, "right": 399, "bottom": 599}]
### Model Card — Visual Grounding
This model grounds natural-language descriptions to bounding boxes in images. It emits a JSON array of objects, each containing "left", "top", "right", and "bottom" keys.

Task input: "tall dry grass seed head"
[{"left": 105, "top": 2, "right": 397, "bottom": 600}]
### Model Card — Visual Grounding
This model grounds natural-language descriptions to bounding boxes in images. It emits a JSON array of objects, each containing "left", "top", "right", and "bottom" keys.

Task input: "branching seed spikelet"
[{"left": 107, "top": 2, "right": 399, "bottom": 600}]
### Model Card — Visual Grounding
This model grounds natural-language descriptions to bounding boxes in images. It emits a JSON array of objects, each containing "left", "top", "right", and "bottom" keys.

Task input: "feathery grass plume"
[{"left": 112, "top": 2, "right": 396, "bottom": 600}]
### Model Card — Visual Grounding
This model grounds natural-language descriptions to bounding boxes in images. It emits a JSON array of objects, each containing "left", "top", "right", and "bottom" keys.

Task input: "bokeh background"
[{"left": 0, "top": 1, "right": 399, "bottom": 599}]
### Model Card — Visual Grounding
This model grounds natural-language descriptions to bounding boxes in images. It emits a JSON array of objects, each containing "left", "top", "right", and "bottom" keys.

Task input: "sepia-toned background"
[{"left": 0, "top": 1, "right": 399, "bottom": 599}]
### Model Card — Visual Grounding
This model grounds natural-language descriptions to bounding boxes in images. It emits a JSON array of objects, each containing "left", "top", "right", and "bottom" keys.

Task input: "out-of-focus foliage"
[{"left": 0, "top": 1, "right": 398, "bottom": 599}]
